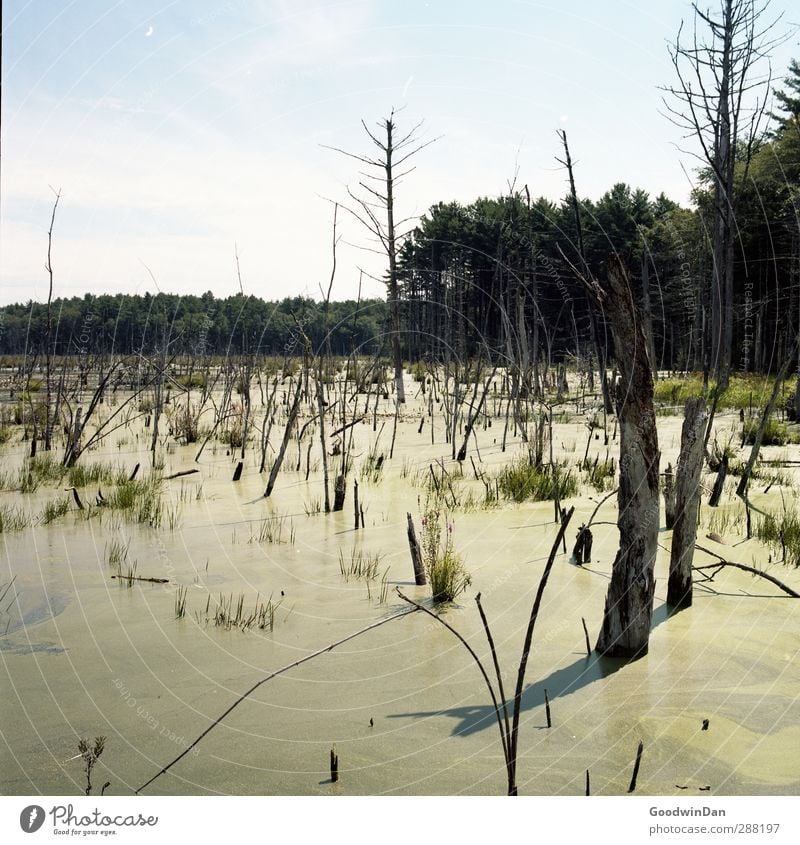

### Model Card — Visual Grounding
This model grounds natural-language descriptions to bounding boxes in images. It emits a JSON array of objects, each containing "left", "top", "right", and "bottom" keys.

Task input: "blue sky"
[{"left": 2, "top": 0, "right": 797, "bottom": 305}]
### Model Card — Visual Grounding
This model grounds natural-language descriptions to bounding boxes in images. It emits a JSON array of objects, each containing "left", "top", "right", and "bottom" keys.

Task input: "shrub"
[{"left": 421, "top": 506, "right": 471, "bottom": 603}]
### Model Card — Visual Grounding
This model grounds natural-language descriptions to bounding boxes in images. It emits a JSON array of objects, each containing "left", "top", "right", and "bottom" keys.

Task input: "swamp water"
[{"left": 1, "top": 381, "right": 798, "bottom": 795}]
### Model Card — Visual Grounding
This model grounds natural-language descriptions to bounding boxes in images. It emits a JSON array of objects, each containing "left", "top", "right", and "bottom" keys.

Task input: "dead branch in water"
[
  {"left": 694, "top": 547, "right": 799, "bottom": 598},
  {"left": 136, "top": 607, "right": 419, "bottom": 794}
]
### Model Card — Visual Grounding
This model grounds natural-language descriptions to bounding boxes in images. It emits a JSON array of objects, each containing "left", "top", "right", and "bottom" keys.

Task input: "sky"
[{"left": 1, "top": 0, "right": 798, "bottom": 306}]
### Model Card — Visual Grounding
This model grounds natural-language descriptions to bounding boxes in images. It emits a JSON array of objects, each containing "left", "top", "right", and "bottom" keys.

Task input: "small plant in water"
[
  {"left": 77, "top": 736, "right": 105, "bottom": 795},
  {"left": 40, "top": 497, "right": 70, "bottom": 525},
  {"left": 339, "top": 548, "right": 383, "bottom": 582},
  {"left": 175, "top": 585, "right": 188, "bottom": 619},
  {"left": 421, "top": 504, "right": 471, "bottom": 603}
]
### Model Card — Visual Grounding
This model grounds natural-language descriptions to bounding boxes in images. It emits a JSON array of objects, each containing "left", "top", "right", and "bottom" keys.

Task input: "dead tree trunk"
[
  {"left": 663, "top": 463, "right": 676, "bottom": 530},
  {"left": 667, "top": 396, "right": 708, "bottom": 609},
  {"left": 589, "top": 257, "right": 660, "bottom": 660},
  {"left": 264, "top": 383, "right": 302, "bottom": 498},
  {"left": 406, "top": 512, "right": 426, "bottom": 586}
]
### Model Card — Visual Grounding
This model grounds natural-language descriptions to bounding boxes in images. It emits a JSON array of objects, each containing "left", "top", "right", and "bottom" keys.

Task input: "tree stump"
[
  {"left": 406, "top": 512, "right": 426, "bottom": 585},
  {"left": 663, "top": 463, "right": 676, "bottom": 529},
  {"left": 332, "top": 475, "right": 346, "bottom": 512},
  {"left": 708, "top": 454, "right": 728, "bottom": 507}
]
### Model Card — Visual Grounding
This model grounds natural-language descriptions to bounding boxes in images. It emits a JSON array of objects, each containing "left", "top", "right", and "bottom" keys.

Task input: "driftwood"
[
  {"left": 667, "top": 397, "right": 707, "bottom": 608},
  {"left": 164, "top": 469, "right": 199, "bottom": 481},
  {"left": 111, "top": 575, "right": 169, "bottom": 584}
]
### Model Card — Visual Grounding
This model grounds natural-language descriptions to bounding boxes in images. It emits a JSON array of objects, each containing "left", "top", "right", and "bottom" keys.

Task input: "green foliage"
[
  {"left": 0, "top": 504, "right": 29, "bottom": 533},
  {"left": 106, "top": 477, "right": 164, "bottom": 527},
  {"left": 421, "top": 506, "right": 471, "bottom": 603},
  {"left": 581, "top": 456, "right": 616, "bottom": 492},
  {"left": 755, "top": 508, "right": 800, "bottom": 567},
  {"left": 67, "top": 461, "right": 128, "bottom": 488},
  {"left": 40, "top": 497, "right": 70, "bottom": 525},
  {"left": 742, "top": 416, "right": 800, "bottom": 446},
  {"left": 497, "top": 459, "right": 577, "bottom": 503}
]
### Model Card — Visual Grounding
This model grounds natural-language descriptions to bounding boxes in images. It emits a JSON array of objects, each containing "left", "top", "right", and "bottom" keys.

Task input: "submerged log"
[{"left": 667, "top": 397, "right": 707, "bottom": 608}]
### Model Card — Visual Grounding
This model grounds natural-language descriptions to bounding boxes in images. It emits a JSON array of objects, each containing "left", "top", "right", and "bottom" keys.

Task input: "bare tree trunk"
[
  {"left": 264, "top": 383, "right": 303, "bottom": 498},
  {"left": 591, "top": 257, "right": 660, "bottom": 660},
  {"left": 667, "top": 396, "right": 708, "bottom": 608}
]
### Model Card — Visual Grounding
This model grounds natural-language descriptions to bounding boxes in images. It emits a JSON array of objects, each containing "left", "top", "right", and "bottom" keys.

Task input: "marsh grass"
[
  {"left": 304, "top": 497, "right": 321, "bottom": 516},
  {"left": 742, "top": 416, "right": 800, "bottom": 446},
  {"left": 18, "top": 454, "right": 64, "bottom": 492},
  {"left": 497, "top": 458, "right": 577, "bottom": 503},
  {"left": 40, "top": 497, "right": 70, "bottom": 525},
  {"left": 0, "top": 504, "right": 29, "bottom": 533},
  {"left": 67, "top": 461, "right": 128, "bottom": 488},
  {"left": 704, "top": 506, "right": 745, "bottom": 537},
  {"left": 581, "top": 455, "right": 616, "bottom": 492},
  {"left": 654, "top": 373, "right": 787, "bottom": 412},
  {"left": 106, "top": 477, "right": 164, "bottom": 527},
  {"left": 105, "top": 537, "right": 130, "bottom": 568},
  {"left": 361, "top": 449, "right": 385, "bottom": 483},
  {"left": 119, "top": 560, "right": 138, "bottom": 587},
  {"left": 338, "top": 548, "right": 383, "bottom": 582},
  {"left": 175, "top": 585, "right": 188, "bottom": 619},
  {"left": 200, "top": 592, "right": 282, "bottom": 632},
  {"left": 249, "top": 513, "right": 295, "bottom": 544},
  {"left": 755, "top": 507, "right": 800, "bottom": 567}
]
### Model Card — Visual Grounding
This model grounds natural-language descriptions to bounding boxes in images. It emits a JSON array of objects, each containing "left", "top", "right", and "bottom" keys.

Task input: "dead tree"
[
  {"left": 324, "top": 109, "right": 438, "bottom": 405},
  {"left": 667, "top": 396, "right": 708, "bottom": 608},
  {"left": 578, "top": 256, "right": 661, "bottom": 659},
  {"left": 43, "top": 189, "right": 62, "bottom": 452},
  {"left": 264, "top": 381, "right": 303, "bottom": 498},
  {"left": 663, "top": 0, "right": 785, "bottom": 389}
]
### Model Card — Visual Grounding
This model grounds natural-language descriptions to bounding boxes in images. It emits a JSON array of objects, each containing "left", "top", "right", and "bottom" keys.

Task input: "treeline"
[
  {"left": 0, "top": 293, "right": 387, "bottom": 358},
  {"left": 3, "top": 60, "right": 798, "bottom": 373},
  {"left": 398, "top": 58, "right": 799, "bottom": 373}
]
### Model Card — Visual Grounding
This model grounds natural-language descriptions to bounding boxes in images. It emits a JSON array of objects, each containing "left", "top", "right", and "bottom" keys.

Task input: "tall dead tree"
[
  {"left": 663, "top": 0, "right": 784, "bottom": 390},
  {"left": 43, "top": 189, "right": 61, "bottom": 452},
  {"left": 556, "top": 131, "right": 613, "bottom": 421},
  {"left": 667, "top": 396, "right": 708, "bottom": 608},
  {"left": 580, "top": 256, "right": 661, "bottom": 659},
  {"left": 325, "top": 110, "right": 437, "bottom": 405}
]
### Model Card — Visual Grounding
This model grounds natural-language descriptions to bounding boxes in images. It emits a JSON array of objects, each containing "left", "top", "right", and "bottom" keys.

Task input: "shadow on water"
[{"left": 390, "top": 604, "right": 675, "bottom": 739}]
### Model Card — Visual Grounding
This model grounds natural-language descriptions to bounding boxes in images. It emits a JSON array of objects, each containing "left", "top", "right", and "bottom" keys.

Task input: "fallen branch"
[
  {"left": 110, "top": 575, "right": 169, "bottom": 584},
  {"left": 693, "top": 553, "right": 799, "bottom": 599},
  {"left": 164, "top": 469, "right": 199, "bottom": 480},
  {"left": 136, "top": 607, "right": 419, "bottom": 793}
]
